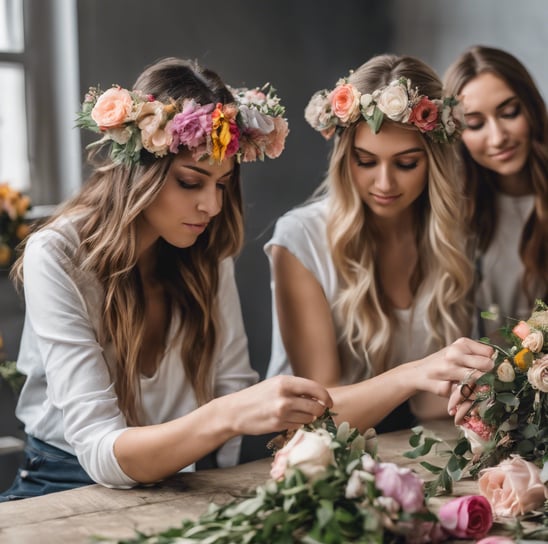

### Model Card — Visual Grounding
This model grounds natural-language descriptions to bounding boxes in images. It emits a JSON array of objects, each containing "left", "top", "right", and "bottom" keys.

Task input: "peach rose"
[
  {"left": 330, "top": 83, "right": 361, "bottom": 124},
  {"left": 270, "top": 428, "right": 335, "bottom": 481},
  {"left": 264, "top": 116, "right": 289, "bottom": 159},
  {"left": 527, "top": 355, "right": 548, "bottom": 392},
  {"left": 91, "top": 87, "right": 133, "bottom": 129},
  {"left": 522, "top": 329, "right": 545, "bottom": 353},
  {"left": 512, "top": 320, "right": 531, "bottom": 340},
  {"left": 137, "top": 101, "right": 171, "bottom": 156},
  {"left": 478, "top": 455, "right": 547, "bottom": 517}
]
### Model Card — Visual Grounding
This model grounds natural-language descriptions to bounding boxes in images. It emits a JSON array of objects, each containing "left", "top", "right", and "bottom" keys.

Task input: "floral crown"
[
  {"left": 76, "top": 83, "right": 289, "bottom": 165},
  {"left": 304, "top": 75, "right": 462, "bottom": 143}
]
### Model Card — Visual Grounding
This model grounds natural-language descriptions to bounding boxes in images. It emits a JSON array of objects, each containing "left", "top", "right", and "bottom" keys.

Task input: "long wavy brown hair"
[
  {"left": 13, "top": 58, "right": 244, "bottom": 425},
  {"left": 444, "top": 45, "right": 548, "bottom": 303},
  {"left": 316, "top": 54, "right": 473, "bottom": 374}
]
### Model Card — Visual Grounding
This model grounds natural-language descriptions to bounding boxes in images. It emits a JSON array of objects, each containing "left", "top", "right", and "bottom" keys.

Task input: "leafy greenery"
[
  {"left": 105, "top": 411, "right": 439, "bottom": 543},
  {"left": 405, "top": 300, "right": 548, "bottom": 497}
]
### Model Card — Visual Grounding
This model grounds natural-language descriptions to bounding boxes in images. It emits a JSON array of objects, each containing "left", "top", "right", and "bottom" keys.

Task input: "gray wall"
[{"left": 76, "top": 0, "right": 395, "bottom": 380}]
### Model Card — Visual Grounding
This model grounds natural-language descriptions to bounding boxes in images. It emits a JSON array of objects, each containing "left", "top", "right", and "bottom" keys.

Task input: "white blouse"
[
  {"left": 15, "top": 216, "right": 258, "bottom": 488},
  {"left": 476, "top": 193, "right": 543, "bottom": 336},
  {"left": 264, "top": 198, "right": 437, "bottom": 385}
]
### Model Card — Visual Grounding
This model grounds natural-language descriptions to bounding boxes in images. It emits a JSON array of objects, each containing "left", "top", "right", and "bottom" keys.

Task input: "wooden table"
[{"left": 0, "top": 421, "right": 530, "bottom": 543}]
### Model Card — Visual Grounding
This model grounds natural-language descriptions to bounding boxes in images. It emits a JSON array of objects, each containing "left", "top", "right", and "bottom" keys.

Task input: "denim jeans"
[{"left": 0, "top": 436, "right": 94, "bottom": 502}]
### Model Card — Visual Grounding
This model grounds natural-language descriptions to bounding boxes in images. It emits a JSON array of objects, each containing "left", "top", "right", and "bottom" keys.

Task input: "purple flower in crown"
[{"left": 169, "top": 100, "right": 215, "bottom": 153}]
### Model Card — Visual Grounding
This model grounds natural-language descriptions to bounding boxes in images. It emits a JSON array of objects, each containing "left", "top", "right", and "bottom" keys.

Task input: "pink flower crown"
[
  {"left": 305, "top": 76, "right": 462, "bottom": 143},
  {"left": 76, "top": 84, "right": 289, "bottom": 165}
]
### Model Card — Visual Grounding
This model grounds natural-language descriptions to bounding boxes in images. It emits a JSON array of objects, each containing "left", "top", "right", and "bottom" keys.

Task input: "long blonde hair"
[
  {"left": 321, "top": 54, "right": 473, "bottom": 373},
  {"left": 13, "top": 58, "right": 244, "bottom": 425},
  {"left": 444, "top": 46, "right": 548, "bottom": 303}
]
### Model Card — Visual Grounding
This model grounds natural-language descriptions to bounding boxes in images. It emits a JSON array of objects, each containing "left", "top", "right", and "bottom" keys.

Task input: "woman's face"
[
  {"left": 141, "top": 150, "right": 235, "bottom": 250},
  {"left": 460, "top": 72, "right": 531, "bottom": 182},
  {"left": 349, "top": 121, "right": 428, "bottom": 223}
]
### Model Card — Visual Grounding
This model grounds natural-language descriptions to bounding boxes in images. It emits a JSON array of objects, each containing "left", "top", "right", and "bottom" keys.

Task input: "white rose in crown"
[
  {"left": 270, "top": 428, "right": 335, "bottom": 481},
  {"left": 376, "top": 82, "right": 409, "bottom": 122}
]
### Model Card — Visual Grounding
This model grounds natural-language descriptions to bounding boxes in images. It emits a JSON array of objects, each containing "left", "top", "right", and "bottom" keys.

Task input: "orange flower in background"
[{"left": 0, "top": 182, "right": 31, "bottom": 268}]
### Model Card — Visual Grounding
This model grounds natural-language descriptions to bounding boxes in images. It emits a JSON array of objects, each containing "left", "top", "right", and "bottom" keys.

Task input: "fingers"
[
  {"left": 277, "top": 375, "right": 334, "bottom": 409},
  {"left": 450, "top": 338, "right": 495, "bottom": 372}
]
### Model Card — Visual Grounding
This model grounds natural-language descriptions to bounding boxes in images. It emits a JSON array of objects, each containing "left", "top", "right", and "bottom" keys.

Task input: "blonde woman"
[
  {"left": 0, "top": 58, "right": 331, "bottom": 501},
  {"left": 266, "top": 54, "right": 493, "bottom": 432}
]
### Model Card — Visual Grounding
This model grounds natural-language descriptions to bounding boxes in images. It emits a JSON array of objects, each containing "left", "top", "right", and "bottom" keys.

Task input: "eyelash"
[
  {"left": 355, "top": 159, "right": 419, "bottom": 171},
  {"left": 177, "top": 180, "right": 227, "bottom": 191},
  {"left": 466, "top": 105, "right": 521, "bottom": 131}
]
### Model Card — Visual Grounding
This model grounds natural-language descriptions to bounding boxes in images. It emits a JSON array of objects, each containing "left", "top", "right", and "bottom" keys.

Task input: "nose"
[
  {"left": 197, "top": 185, "right": 222, "bottom": 217},
  {"left": 487, "top": 118, "right": 508, "bottom": 148},
  {"left": 375, "top": 163, "right": 394, "bottom": 192}
]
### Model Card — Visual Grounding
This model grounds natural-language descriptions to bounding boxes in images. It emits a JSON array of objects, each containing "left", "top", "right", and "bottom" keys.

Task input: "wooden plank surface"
[{"left": 0, "top": 420, "right": 531, "bottom": 543}]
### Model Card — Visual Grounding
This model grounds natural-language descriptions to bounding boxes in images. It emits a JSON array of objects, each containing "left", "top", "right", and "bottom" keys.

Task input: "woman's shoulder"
[
  {"left": 275, "top": 197, "right": 328, "bottom": 231},
  {"left": 25, "top": 215, "right": 82, "bottom": 262}
]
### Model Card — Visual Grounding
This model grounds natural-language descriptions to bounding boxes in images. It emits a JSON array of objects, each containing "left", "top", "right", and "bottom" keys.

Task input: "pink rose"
[
  {"left": 512, "top": 320, "right": 531, "bottom": 340},
  {"left": 438, "top": 495, "right": 492, "bottom": 539},
  {"left": 270, "top": 428, "right": 335, "bottom": 481},
  {"left": 478, "top": 455, "right": 547, "bottom": 516},
  {"left": 409, "top": 97, "right": 439, "bottom": 132},
  {"left": 374, "top": 462, "right": 424, "bottom": 513},
  {"left": 330, "top": 83, "right": 361, "bottom": 124},
  {"left": 476, "top": 537, "right": 515, "bottom": 544},
  {"left": 91, "top": 87, "right": 133, "bottom": 129},
  {"left": 169, "top": 100, "right": 214, "bottom": 153},
  {"left": 527, "top": 354, "right": 548, "bottom": 392}
]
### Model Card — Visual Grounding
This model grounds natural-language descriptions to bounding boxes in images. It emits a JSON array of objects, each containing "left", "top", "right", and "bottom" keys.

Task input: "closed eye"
[{"left": 177, "top": 179, "right": 200, "bottom": 189}]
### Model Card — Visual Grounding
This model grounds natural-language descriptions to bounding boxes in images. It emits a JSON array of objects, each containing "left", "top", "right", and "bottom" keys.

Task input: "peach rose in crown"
[
  {"left": 330, "top": 84, "right": 361, "bottom": 124},
  {"left": 270, "top": 428, "right": 335, "bottom": 481},
  {"left": 91, "top": 87, "right": 134, "bottom": 129},
  {"left": 478, "top": 455, "right": 547, "bottom": 517},
  {"left": 522, "top": 329, "right": 544, "bottom": 353}
]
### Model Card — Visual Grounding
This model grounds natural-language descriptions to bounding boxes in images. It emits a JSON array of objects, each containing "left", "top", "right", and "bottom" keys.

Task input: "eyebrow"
[
  {"left": 353, "top": 146, "right": 425, "bottom": 157},
  {"left": 463, "top": 95, "right": 519, "bottom": 117},
  {"left": 180, "top": 164, "right": 234, "bottom": 179}
]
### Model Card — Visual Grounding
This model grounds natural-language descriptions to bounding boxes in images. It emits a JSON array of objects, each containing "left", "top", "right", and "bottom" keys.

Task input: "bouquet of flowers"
[
  {"left": 407, "top": 300, "right": 548, "bottom": 522},
  {"left": 114, "top": 411, "right": 494, "bottom": 543},
  {"left": 0, "top": 182, "right": 31, "bottom": 268}
]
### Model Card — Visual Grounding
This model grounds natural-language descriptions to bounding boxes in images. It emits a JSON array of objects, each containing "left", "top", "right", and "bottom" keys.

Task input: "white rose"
[
  {"left": 304, "top": 90, "right": 333, "bottom": 130},
  {"left": 522, "top": 330, "right": 545, "bottom": 353},
  {"left": 497, "top": 360, "right": 516, "bottom": 382},
  {"left": 441, "top": 105, "right": 456, "bottom": 135},
  {"left": 285, "top": 428, "right": 335, "bottom": 480},
  {"left": 376, "top": 82, "right": 409, "bottom": 122},
  {"left": 345, "top": 469, "right": 365, "bottom": 499}
]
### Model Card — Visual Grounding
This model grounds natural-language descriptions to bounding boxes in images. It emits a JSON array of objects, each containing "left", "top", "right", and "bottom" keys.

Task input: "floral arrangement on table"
[
  {"left": 304, "top": 76, "right": 462, "bottom": 143},
  {"left": 76, "top": 82, "right": 288, "bottom": 166},
  {"left": 407, "top": 300, "right": 548, "bottom": 528},
  {"left": 0, "top": 182, "right": 31, "bottom": 269},
  {"left": 113, "top": 411, "right": 495, "bottom": 543}
]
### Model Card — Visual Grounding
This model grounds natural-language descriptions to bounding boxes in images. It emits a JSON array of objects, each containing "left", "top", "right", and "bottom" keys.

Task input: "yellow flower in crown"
[{"left": 210, "top": 103, "right": 240, "bottom": 162}]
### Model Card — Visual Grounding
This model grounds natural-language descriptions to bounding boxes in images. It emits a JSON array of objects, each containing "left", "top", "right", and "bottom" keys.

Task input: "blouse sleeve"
[
  {"left": 22, "top": 232, "right": 136, "bottom": 488},
  {"left": 213, "top": 258, "right": 259, "bottom": 467}
]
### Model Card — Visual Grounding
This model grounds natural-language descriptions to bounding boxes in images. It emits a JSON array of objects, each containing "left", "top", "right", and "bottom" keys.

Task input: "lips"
[
  {"left": 371, "top": 193, "right": 400, "bottom": 205},
  {"left": 490, "top": 144, "right": 518, "bottom": 161},
  {"left": 183, "top": 222, "right": 208, "bottom": 234}
]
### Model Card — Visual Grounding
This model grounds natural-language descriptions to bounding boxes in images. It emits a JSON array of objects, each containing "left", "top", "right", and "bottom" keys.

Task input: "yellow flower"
[
  {"left": 211, "top": 104, "right": 232, "bottom": 162},
  {"left": 514, "top": 348, "right": 534, "bottom": 371}
]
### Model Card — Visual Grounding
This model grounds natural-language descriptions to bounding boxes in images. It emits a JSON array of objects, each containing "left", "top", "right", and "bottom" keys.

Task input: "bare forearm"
[
  {"left": 329, "top": 363, "right": 419, "bottom": 432},
  {"left": 114, "top": 397, "right": 234, "bottom": 483}
]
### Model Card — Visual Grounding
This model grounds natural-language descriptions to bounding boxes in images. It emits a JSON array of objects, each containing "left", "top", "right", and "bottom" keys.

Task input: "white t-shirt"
[
  {"left": 15, "top": 216, "right": 258, "bottom": 488},
  {"left": 264, "top": 198, "right": 437, "bottom": 384},
  {"left": 476, "top": 193, "right": 543, "bottom": 335}
]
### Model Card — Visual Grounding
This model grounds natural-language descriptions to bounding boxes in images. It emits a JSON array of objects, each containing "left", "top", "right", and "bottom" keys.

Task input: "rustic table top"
[{"left": 0, "top": 420, "right": 536, "bottom": 543}]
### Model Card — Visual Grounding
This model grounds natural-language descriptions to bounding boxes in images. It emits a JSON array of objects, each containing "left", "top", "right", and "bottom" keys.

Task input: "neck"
[
  {"left": 374, "top": 209, "right": 416, "bottom": 243},
  {"left": 495, "top": 167, "right": 533, "bottom": 197}
]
